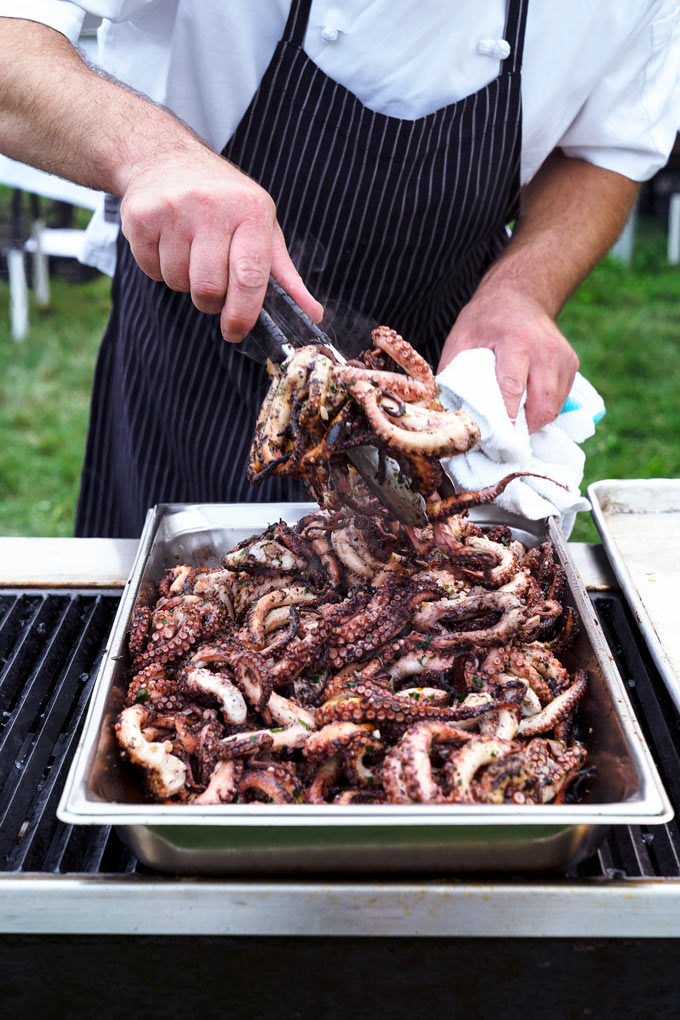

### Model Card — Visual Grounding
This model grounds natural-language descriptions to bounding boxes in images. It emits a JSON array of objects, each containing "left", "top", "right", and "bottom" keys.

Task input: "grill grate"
[
  {"left": 0, "top": 590, "right": 143, "bottom": 875},
  {"left": 0, "top": 588, "right": 678, "bottom": 879}
]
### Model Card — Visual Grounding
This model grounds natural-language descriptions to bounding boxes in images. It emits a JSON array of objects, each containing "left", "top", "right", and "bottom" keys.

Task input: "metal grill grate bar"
[
  {"left": 0, "top": 595, "right": 53, "bottom": 714},
  {"left": 7, "top": 663, "right": 106, "bottom": 873},
  {"left": 594, "top": 596, "right": 680, "bottom": 808},
  {"left": 0, "top": 597, "right": 86, "bottom": 777}
]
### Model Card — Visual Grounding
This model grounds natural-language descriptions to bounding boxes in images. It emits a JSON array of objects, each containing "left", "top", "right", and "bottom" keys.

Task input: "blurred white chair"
[
  {"left": 0, "top": 156, "right": 101, "bottom": 339},
  {"left": 668, "top": 194, "right": 680, "bottom": 264}
]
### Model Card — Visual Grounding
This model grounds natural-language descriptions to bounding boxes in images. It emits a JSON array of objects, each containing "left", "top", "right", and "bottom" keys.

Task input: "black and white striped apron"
[{"left": 76, "top": 0, "right": 528, "bottom": 537}]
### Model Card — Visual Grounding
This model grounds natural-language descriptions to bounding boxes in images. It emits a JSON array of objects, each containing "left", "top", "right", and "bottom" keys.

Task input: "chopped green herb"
[
  {"left": 270, "top": 727, "right": 285, "bottom": 733},
  {"left": 408, "top": 692, "right": 420, "bottom": 700},
  {"left": 416, "top": 636, "right": 433, "bottom": 650},
  {"left": 417, "top": 656, "right": 425, "bottom": 667},
  {"left": 472, "top": 676, "right": 483, "bottom": 690},
  {"left": 298, "top": 718, "right": 312, "bottom": 731},
  {"left": 135, "top": 688, "right": 150, "bottom": 703}
]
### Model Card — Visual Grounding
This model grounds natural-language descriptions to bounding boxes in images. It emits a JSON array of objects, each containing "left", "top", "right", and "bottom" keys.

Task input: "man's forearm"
[
  {"left": 0, "top": 18, "right": 210, "bottom": 194},
  {"left": 0, "top": 17, "right": 321, "bottom": 336},
  {"left": 439, "top": 151, "right": 639, "bottom": 430},
  {"left": 479, "top": 150, "right": 639, "bottom": 317}
]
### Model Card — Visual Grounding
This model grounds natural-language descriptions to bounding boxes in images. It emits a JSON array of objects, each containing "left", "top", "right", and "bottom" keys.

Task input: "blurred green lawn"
[{"left": 0, "top": 213, "right": 678, "bottom": 538}]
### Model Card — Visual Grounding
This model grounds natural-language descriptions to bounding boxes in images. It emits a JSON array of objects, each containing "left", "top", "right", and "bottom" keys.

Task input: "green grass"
[
  {"left": 559, "top": 220, "right": 680, "bottom": 541},
  {"left": 0, "top": 211, "right": 677, "bottom": 538},
  {"left": 0, "top": 272, "right": 111, "bottom": 536}
]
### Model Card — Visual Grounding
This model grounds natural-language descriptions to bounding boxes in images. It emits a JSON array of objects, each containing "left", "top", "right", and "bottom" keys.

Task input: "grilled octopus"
[{"left": 116, "top": 327, "right": 588, "bottom": 805}]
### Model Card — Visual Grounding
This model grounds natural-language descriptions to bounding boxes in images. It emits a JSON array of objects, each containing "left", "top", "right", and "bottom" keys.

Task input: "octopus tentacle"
[
  {"left": 333, "top": 788, "right": 386, "bottom": 804},
  {"left": 246, "top": 586, "right": 317, "bottom": 648},
  {"left": 316, "top": 684, "right": 518, "bottom": 729},
  {"left": 444, "top": 736, "right": 517, "bottom": 802},
  {"left": 305, "top": 754, "right": 344, "bottom": 804},
  {"left": 158, "top": 564, "right": 196, "bottom": 597},
  {"left": 133, "top": 603, "right": 202, "bottom": 670},
  {"left": 426, "top": 473, "right": 568, "bottom": 521},
  {"left": 371, "top": 325, "right": 437, "bottom": 393},
  {"left": 193, "top": 759, "right": 243, "bottom": 804},
  {"left": 304, "top": 722, "right": 384, "bottom": 787},
  {"left": 191, "top": 640, "right": 275, "bottom": 713},
  {"left": 327, "top": 579, "right": 441, "bottom": 669},
  {"left": 116, "top": 705, "right": 187, "bottom": 800},
  {"left": 239, "top": 763, "right": 302, "bottom": 804},
  {"left": 413, "top": 592, "right": 526, "bottom": 650},
  {"left": 397, "top": 721, "right": 474, "bottom": 803},
  {"left": 183, "top": 666, "right": 247, "bottom": 725},
  {"left": 347, "top": 379, "right": 480, "bottom": 457},
  {"left": 128, "top": 605, "right": 152, "bottom": 657},
  {"left": 336, "top": 365, "right": 433, "bottom": 402},
  {"left": 517, "top": 672, "right": 588, "bottom": 738}
]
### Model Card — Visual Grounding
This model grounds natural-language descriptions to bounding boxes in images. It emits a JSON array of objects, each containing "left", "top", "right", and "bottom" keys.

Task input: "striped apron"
[{"left": 76, "top": 0, "right": 529, "bottom": 537}]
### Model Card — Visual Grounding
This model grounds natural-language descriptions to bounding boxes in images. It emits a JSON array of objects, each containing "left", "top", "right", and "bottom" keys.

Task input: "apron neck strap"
[
  {"left": 283, "top": 0, "right": 313, "bottom": 47},
  {"left": 503, "top": 0, "right": 529, "bottom": 75}
]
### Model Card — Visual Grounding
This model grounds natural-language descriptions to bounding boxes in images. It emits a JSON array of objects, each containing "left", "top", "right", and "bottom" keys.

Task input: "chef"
[{"left": 0, "top": 1, "right": 678, "bottom": 537}]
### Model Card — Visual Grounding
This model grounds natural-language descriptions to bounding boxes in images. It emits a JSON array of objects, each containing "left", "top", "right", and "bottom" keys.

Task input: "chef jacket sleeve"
[
  {"left": 558, "top": 3, "right": 680, "bottom": 181},
  {"left": 0, "top": 1, "right": 160, "bottom": 42}
]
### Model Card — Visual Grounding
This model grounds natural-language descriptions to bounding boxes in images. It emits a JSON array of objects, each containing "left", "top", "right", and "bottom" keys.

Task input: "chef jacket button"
[
  {"left": 477, "top": 38, "right": 511, "bottom": 60},
  {"left": 321, "top": 25, "right": 340, "bottom": 43}
]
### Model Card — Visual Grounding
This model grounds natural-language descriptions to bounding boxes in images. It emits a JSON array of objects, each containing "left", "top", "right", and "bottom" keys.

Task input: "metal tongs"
[{"left": 239, "top": 277, "right": 429, "bottom": 527}]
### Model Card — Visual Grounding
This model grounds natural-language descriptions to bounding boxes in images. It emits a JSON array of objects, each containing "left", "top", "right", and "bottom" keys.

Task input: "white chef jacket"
[{"left": 3, "top": 0, "right": 679, "bottom": 274}]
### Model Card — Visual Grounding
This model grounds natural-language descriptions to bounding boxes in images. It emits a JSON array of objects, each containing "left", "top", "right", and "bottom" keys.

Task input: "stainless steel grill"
[{"left": 2, "top": 582, "right": 680, "bottom": 939}]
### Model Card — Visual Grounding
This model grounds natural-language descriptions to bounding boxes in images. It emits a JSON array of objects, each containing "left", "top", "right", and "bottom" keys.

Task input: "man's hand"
[
  {"left": 0, "top": 18, "right": 321, "bottom": 341},
  {"left": 438, "top": 279, "right": 579, "bottom": 432},
  {"left": 437, "top": 151, "right": 638, "bottom": 432},
  {"left": 121, "top": 155, "right": 323, "bottom": 342}
]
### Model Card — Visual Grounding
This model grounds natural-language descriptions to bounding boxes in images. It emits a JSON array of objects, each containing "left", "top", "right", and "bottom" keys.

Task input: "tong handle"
[
  {"left": 266, "top": 276, "right": 332, "bottom": 349},
  {"left": 237, "top": 304, "right": 292, "bottom": 366},
  {"left": 238, "top": 277, "right": 344, "bottom": 366}
]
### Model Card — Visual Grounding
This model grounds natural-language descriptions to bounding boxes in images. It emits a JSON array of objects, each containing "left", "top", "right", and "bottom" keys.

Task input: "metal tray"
[
  {"left": 589, "top": 478, "right": 680, "bottom": 713},
  {"left": 58, "top": 503, "right": 672, "bottom": 874}
]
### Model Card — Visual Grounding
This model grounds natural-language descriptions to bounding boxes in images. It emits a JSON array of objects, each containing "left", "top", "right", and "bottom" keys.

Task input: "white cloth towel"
[{"left": 435, "top": 349, "right": 606, "bottom": 538}]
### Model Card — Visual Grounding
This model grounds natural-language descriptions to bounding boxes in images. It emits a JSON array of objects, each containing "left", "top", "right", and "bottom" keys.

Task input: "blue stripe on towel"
[{"left": 560, "top": 397, "right": 606, "bottom": 424}]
